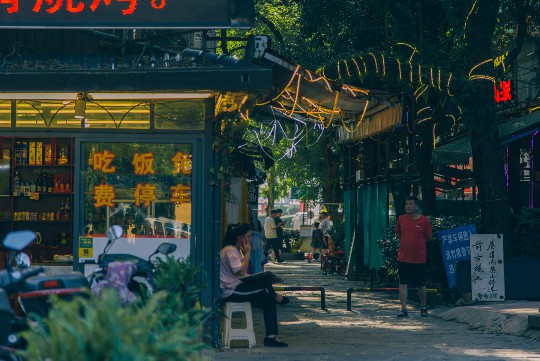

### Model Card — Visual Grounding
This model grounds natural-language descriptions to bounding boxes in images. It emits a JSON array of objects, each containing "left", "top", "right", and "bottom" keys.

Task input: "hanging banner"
[
  {"left": 0, "top": 0, "right": 253, "bottom": 28},
  {"left": 470, "top": 234, "right": 505, "bottom": 302},
  {"left": 439, "top": 224, "right": 476, "bottom": 288}
]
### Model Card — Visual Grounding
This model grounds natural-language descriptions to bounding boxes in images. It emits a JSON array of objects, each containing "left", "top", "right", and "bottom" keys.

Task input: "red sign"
[
  {"left": 0, "top": 0, "right": 253, "bottom": 28},
  {"left": 494, "top": 80, "right": 512, "bottom": 104}
]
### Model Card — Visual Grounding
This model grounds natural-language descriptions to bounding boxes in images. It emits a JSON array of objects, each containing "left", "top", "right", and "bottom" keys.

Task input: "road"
[{"left": 209, "top": 260, "right": 540, "bottom": 361}]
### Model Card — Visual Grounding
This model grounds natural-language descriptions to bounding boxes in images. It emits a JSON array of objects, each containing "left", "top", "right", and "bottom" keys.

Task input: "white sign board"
[{"left": 470, "top": 234, "right": 505, "bottom": 301}]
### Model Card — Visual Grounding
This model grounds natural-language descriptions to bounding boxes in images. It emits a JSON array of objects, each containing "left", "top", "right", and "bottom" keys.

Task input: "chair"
[{"left": 222, "top": 302, "right": 256, "bottom": 348}]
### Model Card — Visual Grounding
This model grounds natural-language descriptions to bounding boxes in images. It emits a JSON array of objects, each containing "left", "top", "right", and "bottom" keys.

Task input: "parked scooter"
[
  {"left": 0, "top": 231, "right": 89, "bottom": 360},
  {"left": 88, "top": 225, "right": 177, "bottom": 300}
]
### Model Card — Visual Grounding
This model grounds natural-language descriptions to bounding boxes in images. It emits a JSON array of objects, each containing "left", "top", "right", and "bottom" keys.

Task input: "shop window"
[
  {"left": 83, "top": 101, "right": 150, "bottom": 129},
  {"left": 15, "top": 101, "right": 48, "bottom": 128},
  {"left": 0, "top": 101, "right": 11, "bottom": 127},
  {"left": 82, "top": 142, "right": 192, "bottom": 239},
  {"left": 154, "top": 101, "right": 205, "bottom": 130},
  {"left": 15, "top": 100, "right": 151, "bottom": 129}
]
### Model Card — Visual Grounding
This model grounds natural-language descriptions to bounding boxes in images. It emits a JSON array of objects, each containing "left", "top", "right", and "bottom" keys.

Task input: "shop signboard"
[
  {"left": 0, "top": 0, "right": 253, "bottom": 28},
  {"left": 439, "top": 224, "right": 476, "bottom": 288},
  {"left": 78, "top": 236, "right": 93, "bottom": 258},
  {"left": 470, "top": 234, "right": 505, "bottom": 302}
]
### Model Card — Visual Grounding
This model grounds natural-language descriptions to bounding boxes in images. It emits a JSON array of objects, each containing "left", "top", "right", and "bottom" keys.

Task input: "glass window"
[
  {"left": 154, "top": 101, "right": 205, "bottom": 130},
  {"left": 16, "top": 101, "right": 47, "bottom": 128},
  {"left": 84, "top": 101, "right": 150, "bottom": 129},
  {"left": 0, "top": 101, "right": 11, "bottom": 127},
  {"left": 82, "top": 142, "right": 192, "bottom": 239}
]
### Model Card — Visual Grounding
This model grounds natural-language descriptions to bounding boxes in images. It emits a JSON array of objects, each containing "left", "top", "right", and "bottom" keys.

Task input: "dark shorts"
[
  {"left": 322, "top": 236, "right": 329, "bottom": 250},
  {"left": 397, "top": 261, "right": 426, "bottom": 287}
]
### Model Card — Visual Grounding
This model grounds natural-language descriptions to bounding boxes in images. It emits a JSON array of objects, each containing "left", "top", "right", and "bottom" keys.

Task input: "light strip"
[{"left": 0, "top": 92, "right": 213, "bottom": 100}]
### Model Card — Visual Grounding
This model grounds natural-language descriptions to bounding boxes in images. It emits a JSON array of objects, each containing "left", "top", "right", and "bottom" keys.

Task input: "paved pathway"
[{"left": 209, "top": 260, "right": 540, "bottom": 361}]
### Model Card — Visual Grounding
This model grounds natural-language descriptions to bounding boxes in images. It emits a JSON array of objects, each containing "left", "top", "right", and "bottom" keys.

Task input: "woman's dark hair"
[{"left": 222, "top": 223, "right": 252, "bottom": 247}]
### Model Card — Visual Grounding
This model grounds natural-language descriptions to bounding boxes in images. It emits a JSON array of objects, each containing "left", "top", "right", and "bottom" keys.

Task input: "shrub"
[
  {"left": 20, "top": 291, "right": 207, "bottom": 361},
  {"left": 377, "top": 215, "right": 479, "bottom": 287}
]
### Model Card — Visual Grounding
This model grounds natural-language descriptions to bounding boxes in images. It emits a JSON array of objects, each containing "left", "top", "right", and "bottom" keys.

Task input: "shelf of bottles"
[{"left": 1, "top": 137, "right": 74, "bottom": 264}]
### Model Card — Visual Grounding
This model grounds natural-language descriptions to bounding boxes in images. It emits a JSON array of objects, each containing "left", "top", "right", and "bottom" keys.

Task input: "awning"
[
  {"left": 432, "top": 109, "right": 540, "bottom": 166},
  {"left": 259, "top": 49, "right": 401, "bottom": 141}
]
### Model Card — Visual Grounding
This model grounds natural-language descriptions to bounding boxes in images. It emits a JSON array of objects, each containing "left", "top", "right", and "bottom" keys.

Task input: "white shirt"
[
  {"left": 319, "top": 218, "right": 331, "bottom": 236},
  {"left": 220, "top": 246, "right": 243, "bottom": 298},
  {"left": 264, "top": 216, "right": 277, "bottom": 238}
]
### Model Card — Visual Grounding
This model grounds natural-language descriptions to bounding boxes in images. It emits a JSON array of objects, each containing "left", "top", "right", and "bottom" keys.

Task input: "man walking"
[
  {"left": 264, "top": 210, "right": 281, "bottom": 262},
  {"left": 395, "top": 196, "right": 432, "bottom": 317}
]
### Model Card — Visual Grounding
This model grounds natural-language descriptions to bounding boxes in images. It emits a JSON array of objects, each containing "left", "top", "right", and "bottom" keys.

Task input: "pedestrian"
[
  {"left": 310, "top": 221, "right": 324, "bottom": 260},
  {"left": 249, "top": 219, "right": 266, "bottom": 274},
  {"left": 395, "top": 196, "right": 432, "bottom": 317},
  {"left": 264, "top": 209, "right": 283, "bottom": 263},
  {"left": 220, "top": 223, "right": 289, "bottom": 347},
  {"left": 274, "top": 209, "right": 285, "bottom": 262},
  {"left": 319, "top": 212, "right": 331, "bottom": 253}
]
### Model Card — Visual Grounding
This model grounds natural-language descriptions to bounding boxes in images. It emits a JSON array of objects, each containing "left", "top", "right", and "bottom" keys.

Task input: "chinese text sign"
[
  {"left": 470, "top": 234, "right": 505, "bottom": 302},
  {"left": 439, "top": 224, "right": 476, "bottom": 288},
  {"left": 0, "top": 0, "right": 253, "bottom": 28}
]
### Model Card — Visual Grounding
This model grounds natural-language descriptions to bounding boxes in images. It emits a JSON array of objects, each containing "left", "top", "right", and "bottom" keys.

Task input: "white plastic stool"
[{"left": 222, "top": 302, "right": 256, "bottom": 348}]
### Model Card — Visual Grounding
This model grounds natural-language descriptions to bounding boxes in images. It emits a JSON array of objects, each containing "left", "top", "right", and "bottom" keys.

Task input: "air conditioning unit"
[{"left": 355, "top": 169, "right": 364, "bottom": 181}]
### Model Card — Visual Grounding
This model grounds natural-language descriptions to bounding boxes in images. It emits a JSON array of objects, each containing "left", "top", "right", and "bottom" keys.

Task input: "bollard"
[
  {"left": 346, "top": 287, "right": 449, "bottom": 311},
  {"left": 273, "top": 286, "right": 326, "bottom": 310}
]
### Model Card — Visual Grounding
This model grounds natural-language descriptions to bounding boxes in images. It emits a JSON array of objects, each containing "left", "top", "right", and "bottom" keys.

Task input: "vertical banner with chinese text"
[
  {"left": 439, "top": 224, "right": 476, "bottom": 288},
  {"left": 470, "top": 234, "right": 505, "bottom": 301}
]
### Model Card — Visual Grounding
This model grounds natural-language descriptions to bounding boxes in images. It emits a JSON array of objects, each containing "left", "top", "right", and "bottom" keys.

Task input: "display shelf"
[
  {"left": 13, "top": 219, "right": 71, "bottom": 223},
  {"left": 13, "top": 193, "right": 73, "bottom": 196},
  {"left": 2, "top": 136, "right": 74, "bottom": 264},
  {"left": 14, "top": 165, "right": 73, "bottom": 168}
]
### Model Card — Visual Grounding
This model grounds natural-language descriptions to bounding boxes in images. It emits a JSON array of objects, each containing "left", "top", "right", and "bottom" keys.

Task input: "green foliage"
[
  {"left": 328, "top": 221, "right": 345, "bottom": 252},
  {"left": 377, "top": 215, "right": 479, "bottom": 287},
  {"left": 20, "top": 291, "right": 207, "bottom": 361},
  {"left": 515, "top": 208, "right": 540, "bottom": 257},
  {"left": 152, "top": 256, "right": 206, "bottom": 325}
]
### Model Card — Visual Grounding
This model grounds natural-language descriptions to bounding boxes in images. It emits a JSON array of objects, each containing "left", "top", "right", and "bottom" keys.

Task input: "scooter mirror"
[
  {"left": 106, "top": 225, "right": 123, "bottom": 241},
  {"left": 157, "top": 243, "right": 177, "bottom": 255},
  {"left": 3, "top": 230, "right": 36, "bottom": 251},
  {"left": 16, "top": 253, "right": 31, "bottom": 269}
]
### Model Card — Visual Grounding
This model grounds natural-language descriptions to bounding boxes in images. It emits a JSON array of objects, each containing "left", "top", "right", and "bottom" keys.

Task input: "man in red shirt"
[{"left": 395, "top": 196, "right": 432, "bottom": 317}]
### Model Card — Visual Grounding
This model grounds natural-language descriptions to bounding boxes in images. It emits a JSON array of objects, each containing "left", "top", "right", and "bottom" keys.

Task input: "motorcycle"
[
  {"left": 0, "top": 230, "right": 88, "bottom": 360},
  {"left": 88, "top": 225, "right": 177, "bottom": 300}
]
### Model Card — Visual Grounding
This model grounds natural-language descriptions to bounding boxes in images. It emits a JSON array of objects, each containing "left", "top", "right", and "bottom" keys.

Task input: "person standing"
[
  {"left": 310, "top": 221, "right": 324, "bottom": 260},
  {"left": 395, "top": 196, "right": 432, "bottom": 317},
  {"left": 264, "top": 210, "right": 279, "bottom": 261},
  {"left": 274, "top": 209, "right": 285, "bottom": 263}
]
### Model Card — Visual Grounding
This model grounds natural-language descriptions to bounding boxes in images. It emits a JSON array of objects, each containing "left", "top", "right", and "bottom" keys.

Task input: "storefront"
[{"left": 0, "top": 28, "right": 271, "bottom": 312}]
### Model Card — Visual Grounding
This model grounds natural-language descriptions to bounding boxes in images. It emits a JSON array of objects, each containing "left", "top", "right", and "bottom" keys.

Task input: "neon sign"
[
  {"left": 0, "top": 0, "right": 253, "bottom": 28},
  {"left": 494, "top": 80, "right": 512, "bottom": 104}
]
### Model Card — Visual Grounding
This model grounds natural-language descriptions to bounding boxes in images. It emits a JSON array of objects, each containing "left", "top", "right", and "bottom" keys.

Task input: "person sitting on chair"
[{"left": 220, "top": 223, "right": 289, "bottom": 347}]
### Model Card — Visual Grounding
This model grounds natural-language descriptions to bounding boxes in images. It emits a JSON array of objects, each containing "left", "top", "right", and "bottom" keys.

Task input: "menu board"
[{"left": 470, "top": 234, "right": 505, "bottom": 302}]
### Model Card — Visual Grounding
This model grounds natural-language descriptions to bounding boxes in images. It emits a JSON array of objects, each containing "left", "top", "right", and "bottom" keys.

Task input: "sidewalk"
[{"left": 209, "top": 259, "right": 540, "bottom": 361}]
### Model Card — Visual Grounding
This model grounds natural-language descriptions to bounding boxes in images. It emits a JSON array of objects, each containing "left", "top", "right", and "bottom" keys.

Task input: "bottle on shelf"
[
  {"left": 13, "top": 171, "right": 20, "bottom": 196},
  {"left": 36, "top": 171, "right": 42, "bottom": 193},
  {"left": 61, "top": 198, "right": 70, "bottom": 221},
  {"left": 42, "top": 171, "right": 48, "bottom": 193},
  {"left": 53, "top": 174, "right": 59, "bottom": 193},
  {"left": 47, "top": 173, "right": 53, "bottom": 193}
]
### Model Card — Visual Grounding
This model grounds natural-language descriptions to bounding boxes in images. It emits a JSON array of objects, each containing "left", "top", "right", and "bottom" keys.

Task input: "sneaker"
[
  {"left": 264, "top": 337, "right": 288, "bottom": 347},
  {"left": 276, "top": 295, "right": 290, "bottom": 305},
  {"left": 397, "top": 309, "right": 408, "bottom": 317},
  {"left": 420, "top": 307, "right": 428, "bottom": 317}
]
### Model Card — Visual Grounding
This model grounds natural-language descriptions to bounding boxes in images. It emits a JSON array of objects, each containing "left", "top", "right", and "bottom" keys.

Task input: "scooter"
[
  {"left": 0, "top": 231, "right": 89, "bottom": 360},
  {"left": 88, "top": 225, "right": 177, "bottom": 299}
]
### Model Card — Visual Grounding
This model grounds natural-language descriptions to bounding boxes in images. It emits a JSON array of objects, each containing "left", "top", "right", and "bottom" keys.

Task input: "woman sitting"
[{"left": 220, "top": 223, "right": 288, "bottom": 347}]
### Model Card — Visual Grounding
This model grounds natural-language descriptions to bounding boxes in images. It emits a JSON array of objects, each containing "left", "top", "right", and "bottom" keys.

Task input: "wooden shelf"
[
  {"left": 14, "top": 164, "right": 72, "bottom": 167},
  {"left": 13, "top": 220, "right": 71, "bottom": 223}
]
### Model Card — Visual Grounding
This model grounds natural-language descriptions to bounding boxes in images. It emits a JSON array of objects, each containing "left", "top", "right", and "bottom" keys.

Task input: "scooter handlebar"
[{"left": 21, "top": 267, "right": 45, "bottom": 280}]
